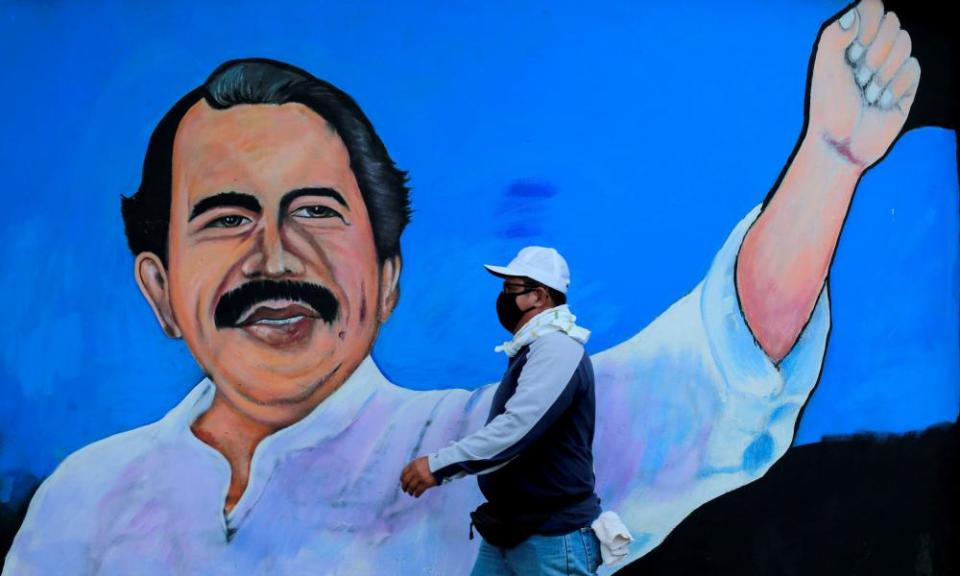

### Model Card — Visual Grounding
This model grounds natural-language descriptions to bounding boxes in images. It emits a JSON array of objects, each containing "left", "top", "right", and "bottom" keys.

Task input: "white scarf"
[{"left": 495, "top": 304, "right": 591, "bottom": 357}]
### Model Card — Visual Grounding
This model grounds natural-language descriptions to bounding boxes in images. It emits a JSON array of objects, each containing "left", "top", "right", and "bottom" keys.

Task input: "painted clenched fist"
[{"left": 808, "top": 0, "right": 921, "bottom": 168}]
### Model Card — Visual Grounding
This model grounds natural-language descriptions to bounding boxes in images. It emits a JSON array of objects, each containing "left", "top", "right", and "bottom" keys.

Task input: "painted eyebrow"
[
  {"left": 189, "top": 192, "right": 262, "bottom": 221},
  {"left": 279, "top": 188, "right": 348, "bottom": 214}
]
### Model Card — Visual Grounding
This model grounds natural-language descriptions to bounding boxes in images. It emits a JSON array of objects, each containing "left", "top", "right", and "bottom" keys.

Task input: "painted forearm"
[{"left": 736, "top": 136, "right": 862, "bottom": 362}]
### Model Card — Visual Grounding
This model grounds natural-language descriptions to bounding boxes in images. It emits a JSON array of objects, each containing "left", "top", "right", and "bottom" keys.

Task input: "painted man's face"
[{"left": 137, "top": 101, "right": 400, "bottom": 424}]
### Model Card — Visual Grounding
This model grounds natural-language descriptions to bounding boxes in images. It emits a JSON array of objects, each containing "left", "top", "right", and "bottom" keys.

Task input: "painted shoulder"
[
  {"left": 14, "top": 420, "right": 174, "bottom": 539},
  {"left": 38, "top": 420, "right": 170, "bottom": 498},
  {"left": 376, "top": 375, "right": 480, "bottom": 417}
]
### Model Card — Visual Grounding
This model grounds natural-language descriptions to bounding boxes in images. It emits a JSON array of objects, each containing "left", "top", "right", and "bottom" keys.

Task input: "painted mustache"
[{"left": 214, "top": 280, "right": 339, "bottom": 329}]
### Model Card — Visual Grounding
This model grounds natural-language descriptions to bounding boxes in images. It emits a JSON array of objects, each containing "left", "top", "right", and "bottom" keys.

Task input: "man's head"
[
  {"left": 121, "top": 59, "right": 411, "bottom": 425},
  {"left": 485, "top": 246, "right": 570, "bottom": 333}
]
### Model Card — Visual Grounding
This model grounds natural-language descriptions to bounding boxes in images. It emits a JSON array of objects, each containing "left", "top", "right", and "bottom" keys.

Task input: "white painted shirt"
[{"left": 4, "top": 206, "right": 831, "bottom": 575}]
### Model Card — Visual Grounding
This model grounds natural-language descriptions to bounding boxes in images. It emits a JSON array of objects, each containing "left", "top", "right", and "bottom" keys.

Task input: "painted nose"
[{"left": 241, "top": 223, "right": 305, "bottom": 278}]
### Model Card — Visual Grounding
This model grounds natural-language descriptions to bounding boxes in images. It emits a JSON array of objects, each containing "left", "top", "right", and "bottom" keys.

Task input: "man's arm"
[
  {"left": 738, "top": 0, "right": 920, "bottom": 361},
  {"left": 400, "top": 333, "right": 584, "bottom": 497}
]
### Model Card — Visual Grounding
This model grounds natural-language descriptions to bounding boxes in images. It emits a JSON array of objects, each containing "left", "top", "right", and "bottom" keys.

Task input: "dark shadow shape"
[
  {"left": 619, "top": 422, "right": 958, "bottom": 576},
  {"left": 0, "top": 470, "right": 40, "bottom": 566}
]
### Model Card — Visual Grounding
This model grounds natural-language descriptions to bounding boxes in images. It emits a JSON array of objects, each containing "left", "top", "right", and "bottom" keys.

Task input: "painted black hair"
[{"left": 121, "top": 58, "right": 411, "bottom": 264}]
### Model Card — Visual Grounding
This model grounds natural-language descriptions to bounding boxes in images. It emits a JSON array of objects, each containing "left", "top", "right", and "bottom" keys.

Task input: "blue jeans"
[{"left": 470, "top": 527, "right": 602, "bottom": 575}]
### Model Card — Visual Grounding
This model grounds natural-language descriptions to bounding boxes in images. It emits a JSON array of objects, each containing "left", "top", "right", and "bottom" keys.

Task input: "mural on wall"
[{"left": 1, "top": 0, "right": 956, "bottom": 574}]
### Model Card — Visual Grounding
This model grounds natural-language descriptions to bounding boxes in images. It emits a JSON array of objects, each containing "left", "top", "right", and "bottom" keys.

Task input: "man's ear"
[
  {"left": 377, "top": 255, "right": 402, "bottom": 323},
  {"left": 135, "top": 252, "right": 182, "bottom": 338},
  {"left": 536, "top": 286, "right": 552, "bottom": 308}
]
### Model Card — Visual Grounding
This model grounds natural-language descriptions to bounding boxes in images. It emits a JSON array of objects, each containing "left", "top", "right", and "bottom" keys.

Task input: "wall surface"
[{"left": 1, "top": 1, "right": 956, "bottom": 573}]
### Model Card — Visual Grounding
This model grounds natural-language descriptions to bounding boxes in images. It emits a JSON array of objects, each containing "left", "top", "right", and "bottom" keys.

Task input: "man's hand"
[
  {"left": 808, "top": 0, "right": 920, "bottom": 169},
  {"left": 400, "top": 456, "right": 438, "bottom": 498}
]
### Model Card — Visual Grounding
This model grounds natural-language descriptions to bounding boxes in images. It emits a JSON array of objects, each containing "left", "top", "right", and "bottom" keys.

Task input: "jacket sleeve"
[{"left": 428, "top": 333, "right": 585, "bottom": 483}]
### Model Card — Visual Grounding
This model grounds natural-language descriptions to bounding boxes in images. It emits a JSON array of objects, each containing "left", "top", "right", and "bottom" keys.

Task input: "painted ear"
[
  {"left": 377, "top": 255, "right": 402, "bottom": 323},
  {"left": 135, "top": 252, "right": 182, "bottom": 338}
]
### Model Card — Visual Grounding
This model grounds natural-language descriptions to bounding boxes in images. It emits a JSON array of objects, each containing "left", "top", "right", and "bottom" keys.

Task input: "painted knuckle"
[
  {"left": 885, "top": 33, "right": 911, "bottom": 68},
  {"left": 883, "top": 11, "right": 900, "bottom": 32},
  {"left": 907, "top": 57, "right": 921, "bottom": 78}
]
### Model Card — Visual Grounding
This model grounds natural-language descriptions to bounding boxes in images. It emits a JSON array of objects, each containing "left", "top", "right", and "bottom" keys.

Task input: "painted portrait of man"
[{"left": 0, "top": 1, "right": 955, "bottom": 574}]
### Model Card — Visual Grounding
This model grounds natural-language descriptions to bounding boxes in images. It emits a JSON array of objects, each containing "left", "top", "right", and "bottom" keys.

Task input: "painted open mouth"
[
  {"left": 214, "top": 280, "right": 340, "bottom": 334},
  {"left": 232, "top": 301, "right": 325, "bottom": 346},
  {"left": 236, "top": 302, "right": 320, "bottom": 327}
]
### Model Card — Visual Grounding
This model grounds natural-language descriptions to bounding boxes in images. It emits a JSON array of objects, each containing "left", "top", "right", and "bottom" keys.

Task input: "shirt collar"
[{"left": 161, "top": 355, "right": 385, "bottom": 455}]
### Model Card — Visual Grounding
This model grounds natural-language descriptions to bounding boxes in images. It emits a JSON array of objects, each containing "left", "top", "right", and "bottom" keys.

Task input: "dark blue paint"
[
  {"left": 505, "top": 180, "right": 558, "bottom": 199},
  {"left": 743, "top": 433, "right": 775, "bottom": 475}
]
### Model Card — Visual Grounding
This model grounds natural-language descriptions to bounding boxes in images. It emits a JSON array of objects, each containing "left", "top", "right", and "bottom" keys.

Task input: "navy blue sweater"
[{"left": 431, "top": 331, "right": 601, "bottom": 534}]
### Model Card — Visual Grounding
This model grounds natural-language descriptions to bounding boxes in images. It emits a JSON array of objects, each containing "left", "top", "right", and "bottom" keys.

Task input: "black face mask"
[{"left": 496, "top": 290, "right": 537, "bottom": 333}]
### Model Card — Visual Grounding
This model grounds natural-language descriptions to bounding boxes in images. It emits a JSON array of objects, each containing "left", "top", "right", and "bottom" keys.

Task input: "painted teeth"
[{"left": 256, "top": 316, "right": 304, "bottom": 326}]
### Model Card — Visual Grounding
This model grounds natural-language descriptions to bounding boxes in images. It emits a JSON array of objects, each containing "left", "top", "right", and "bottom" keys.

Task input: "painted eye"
[
  {"left": 207, "top": 215, "right": 251, "bottom": 228},
  {"left": 292, "top": 205, "right": 343, "bottom": 220}
]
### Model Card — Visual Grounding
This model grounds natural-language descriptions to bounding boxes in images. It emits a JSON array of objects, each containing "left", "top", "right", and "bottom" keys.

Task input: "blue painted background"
[{"left": 0, "top": 0, "right": 957, "bottom": 503}]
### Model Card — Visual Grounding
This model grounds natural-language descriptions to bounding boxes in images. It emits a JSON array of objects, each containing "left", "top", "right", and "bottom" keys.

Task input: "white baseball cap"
[{"left": 484, "top": 246, "right": 571, "bottom": 294}]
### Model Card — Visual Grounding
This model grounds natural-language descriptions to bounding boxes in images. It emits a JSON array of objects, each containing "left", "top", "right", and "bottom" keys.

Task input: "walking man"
[{"left": 401, "top": 246, "right": 604, "bottom": 574}]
